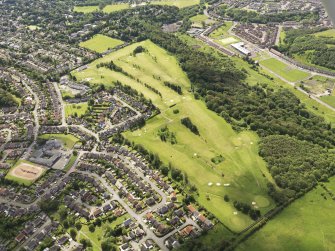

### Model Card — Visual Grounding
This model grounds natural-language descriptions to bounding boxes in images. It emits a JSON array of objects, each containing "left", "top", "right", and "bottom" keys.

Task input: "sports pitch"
[{"left": 6, "top": 161, "right": 46, "bottom": 185}]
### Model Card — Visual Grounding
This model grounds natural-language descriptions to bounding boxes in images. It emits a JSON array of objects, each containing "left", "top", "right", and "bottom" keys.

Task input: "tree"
[
  {"left": 89, "top": 224, "right": 95, "bottom": 232},
  {"left": 69, "top": 228, "right": 77, "bottom": 240}
]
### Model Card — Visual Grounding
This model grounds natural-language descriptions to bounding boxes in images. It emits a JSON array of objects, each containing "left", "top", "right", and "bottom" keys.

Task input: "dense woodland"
[
  {"left": 277, "top": 27, "right": 335, "bottom": 70},
  {"left": 260, "top": 135, "right": 335, "bottom": 202}
]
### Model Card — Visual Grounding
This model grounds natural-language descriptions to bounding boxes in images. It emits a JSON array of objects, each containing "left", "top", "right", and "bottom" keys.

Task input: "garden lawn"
[
  {"left": 259, "top": 58, "right": 310, "bottom": 82},
  {"left": 39, "top": 134, "right": 80, "bottom": 149},
  {"left": 236, "top": 179, "right": 335, "bottom": 251},
  {"left": 151, "top": 0, "right": 200, "bottom": 8},
  {"left": 73, "top": 40, "right": 276, "bottom": 232},
  {"left": 79, "top": 34, "right": 124, "bottom": 53},
  {"left": 65, "top": 103, "right": 88, "bottom": 117},
  {"left": 73, "top": 6, "right": 99, "bottom": 13},
  {"left": 103, "top": 3, "right": 130, "bottom": 13}
]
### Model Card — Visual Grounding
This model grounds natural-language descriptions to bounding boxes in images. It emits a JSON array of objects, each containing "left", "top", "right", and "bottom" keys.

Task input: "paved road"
[
  {"left": 53, "top": 82, "right": 67, "bottom": 126},
  {"left": 21, "top": 80, "right": 40, "bottom": 160}
]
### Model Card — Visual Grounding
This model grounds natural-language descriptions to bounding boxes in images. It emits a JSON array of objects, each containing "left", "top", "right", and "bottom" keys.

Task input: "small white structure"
[{"left": 231, "top": 42, "right": 251, "bottom": 56}]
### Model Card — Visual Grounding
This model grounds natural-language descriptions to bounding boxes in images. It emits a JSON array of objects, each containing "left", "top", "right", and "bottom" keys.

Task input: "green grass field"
[
  {"left": 103, "top": 3, "right": 130, "bottom": 13},
  {"left": 314, "top": 29, "right": 335, "bottom": 38},
  {"left": 151, "top": 0, "right": 200, "bottom": 8},
  {"left": 259, "top": 58, "right": 310, "bottom": 82},
  {"left": 73, "top": 5, "right": 99, "bottom": 13},
  {"left": 321, "top": 96, "right": 335, "bottom": 108},
  {"left": 237, "top": 179, "right": 335, "bottom": 251},
  {"left": 73, "top": 40, "right": 275, "bottom": 232},
  {"left": 39, "top": 134, "right": 80, "bottom": 149},
  {"left": 79, "top": 34, "right": 124, "bottom": 53},
  {"left": 190, "top": 14, "right": 214, "bottom": 28},
  {"left": 63, "top": 154, "right": 78, "bottom": 172},
  {"left": 65, "top": 103, "right": 88, "bottom": 117},
  {"left": 5, "top": 160, "right": 46, "bottom": 186},
  {"left": 209, "top": 22, "right": 239, "bottom": 47}
]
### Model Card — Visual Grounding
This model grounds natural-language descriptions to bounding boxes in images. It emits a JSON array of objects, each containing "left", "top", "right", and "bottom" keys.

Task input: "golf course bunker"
[{"left": 9, "top": 162, "right": 45, "bottom": 181}]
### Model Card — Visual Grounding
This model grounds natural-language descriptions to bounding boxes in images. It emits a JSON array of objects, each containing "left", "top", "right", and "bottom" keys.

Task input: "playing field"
[
  {"left": 79, "top": 34, "right": 124, "bottom": 53},
  {"left": 72, "top": 40, "right": 275, "bottom": 232},
  {"left": 151, "top": 0, "right": 200, "bottom": 8},
  {"left": 6, "top": 160, "right": 46, "bottom": 186},
  {"left": 259, "top": 58, "right": 310, "bottom": 82},
  {"left": 237, "top": 179, "right": 335, "bottom": 251},
  {"left": 103, "top": 3, "right": 130, "bottom": 13},
  {"left": 73, "top": 5, "right": 99, "bottom": 13}
]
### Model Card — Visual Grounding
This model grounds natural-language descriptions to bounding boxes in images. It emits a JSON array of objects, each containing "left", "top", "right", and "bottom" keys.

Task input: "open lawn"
[
  {"left": 65, "top": 103, "right": 88, "bottom": 117},
  {"left": 314, "top": 29, "right": 335, "bottom": 38},
  {"left": 79, "top": 34, "right": 124, "bottom": 53},
  {"left": 151, "top": 0, "right": 200, "bottom": 8},
  {"left": 190, "top": 14, "right": 215, "bottom": 28},
  {"left": 321, "top": 95, "right": 335, "bottom": 108},
  {"left": 73, "top": 40, "right": 275, "bottom": 232},
  {"left": 237, "top": 180, "right": 335, "bottom": 251},
  {"left": 209, "top": 21, "right": 234, "bottom": 39},
  {"left": 5, "top": 160, "right": 46, "bottom": 186},
  {"left": 63, "top": 154, "right": 77, "bottom": 172},
  {"left": 209, "top": 22, "right": 239, "bottom": 46},
  {"left": 103, "top": 3, "right": 130, "bottom": 13},
  {"left": 39, "top": 134, "right": 80, "bottom": 149},
  {"left": 259, "top": 58, "right": 310, "bottom": 82},
  {"left": 73, "top": 5, "right": 99, "bottom": 13}
]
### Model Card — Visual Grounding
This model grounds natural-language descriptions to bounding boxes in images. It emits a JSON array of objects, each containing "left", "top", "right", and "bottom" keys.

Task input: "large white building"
[{"left": 231, "top": 42, "right": 251, "bottom": 56}]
